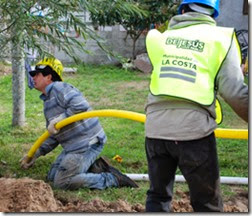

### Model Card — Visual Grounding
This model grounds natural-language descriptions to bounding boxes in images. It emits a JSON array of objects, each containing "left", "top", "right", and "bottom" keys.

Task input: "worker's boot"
[
  {"left": 88, "top": 157, "right": 110, "bottom": 173},
  {"left": 88, "top": 157, "right": 138, "bottom": 188},
  {"left": 109, "top": 165, "right": 139, "bottom": 188}
]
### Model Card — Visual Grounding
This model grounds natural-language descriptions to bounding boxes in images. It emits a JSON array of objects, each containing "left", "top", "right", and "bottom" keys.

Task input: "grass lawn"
[{"left": 0, "top": 64, "right": 248, "bottom": 205}]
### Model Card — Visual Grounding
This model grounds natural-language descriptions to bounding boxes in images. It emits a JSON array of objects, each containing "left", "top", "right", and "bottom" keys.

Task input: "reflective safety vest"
[{"left": 146, "top": 24, "right": 239, "bottom": 124}]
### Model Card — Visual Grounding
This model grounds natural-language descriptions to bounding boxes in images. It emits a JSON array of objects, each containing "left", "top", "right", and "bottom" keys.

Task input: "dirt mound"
[
  {"left": 0, "top": 178, "right": 248, "bottom": 212},
  {"left": 0, "top": 177, "right": 59, "bottom": 212},
  {"left": 0, "top": 177, "right": 143, "bottom": 213}
]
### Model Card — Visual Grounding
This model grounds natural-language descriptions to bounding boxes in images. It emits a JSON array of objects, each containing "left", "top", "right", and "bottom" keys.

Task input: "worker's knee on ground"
[
  {"left": 53, "top": 176, "right": 71, "bottom": 189},
  {"left": 53, "top": 180, "right": 66, "bottom": 189},
  {"left": 53, "top": 175, "right": 86, "bottom": 190}
]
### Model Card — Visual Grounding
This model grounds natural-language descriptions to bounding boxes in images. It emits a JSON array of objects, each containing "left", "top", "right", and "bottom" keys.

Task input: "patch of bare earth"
[
  {"left": 115, "top": 80, "right": 149, "bottom": 91},
  {"left": 172, "top": 189, "right": 248, "bottom": 212},
  {"left": 0, "top": 64, "right": 12, "bottom": 77},
  {"left": 0, "top": 178, "right": 248, "bottom": 212}
]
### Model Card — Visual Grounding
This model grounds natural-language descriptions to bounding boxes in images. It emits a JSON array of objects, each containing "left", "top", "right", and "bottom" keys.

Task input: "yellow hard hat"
[{"left": 35, "top": 57, "right": 63, "bottom": 81}]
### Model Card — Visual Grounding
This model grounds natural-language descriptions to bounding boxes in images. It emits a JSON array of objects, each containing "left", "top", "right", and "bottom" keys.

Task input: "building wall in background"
[
  {"left": 53, "top": 25, "right": 147, "bottom": 65},
  {"left": 216, "top": 0, "right": 248, "bottom": 30},
  {"left": 45, "top": 0, "right": 249, "bottom": 64}
]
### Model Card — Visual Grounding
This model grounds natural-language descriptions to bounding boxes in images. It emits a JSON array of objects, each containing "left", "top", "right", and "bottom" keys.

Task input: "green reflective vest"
[
  {"left": 147, "top": 24, "right": 236, "bottom": 105},
  {"left": 146, "top": 24, "right": 238, "bottom": 124}
]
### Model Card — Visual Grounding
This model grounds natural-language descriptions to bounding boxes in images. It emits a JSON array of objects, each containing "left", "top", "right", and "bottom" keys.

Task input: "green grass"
[{"left": 0, "top": 63, "right": 248, "bottom": 205}]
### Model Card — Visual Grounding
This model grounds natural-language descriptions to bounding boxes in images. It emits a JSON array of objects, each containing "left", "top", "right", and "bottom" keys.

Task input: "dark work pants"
[{"left": 145, "top": 133, "right": 223, "bottom": 212}]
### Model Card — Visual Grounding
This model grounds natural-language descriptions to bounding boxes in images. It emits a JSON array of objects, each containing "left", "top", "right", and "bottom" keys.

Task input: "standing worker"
[
  {"left": 20, "top": 57, "right": 138, "bottom": 190},
  {"left": 145, "top": 0, "right": 248, "bottom": 212}
]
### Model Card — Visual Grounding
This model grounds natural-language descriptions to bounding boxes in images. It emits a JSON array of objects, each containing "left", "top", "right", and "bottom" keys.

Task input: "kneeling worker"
[{"left": 20, "top": 57, "right": 138, "bottom": 190}]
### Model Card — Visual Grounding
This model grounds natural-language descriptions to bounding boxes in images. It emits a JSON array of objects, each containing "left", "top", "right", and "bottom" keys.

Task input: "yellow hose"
[
  {"left": 27, "top": 110, "right": 145, "bottom": 159},
  {"left": 214, "top": 128, "right": 248, "bottom": 140},
  {"left": 26, "top": 109, "right": 248, "bottom": 160}
]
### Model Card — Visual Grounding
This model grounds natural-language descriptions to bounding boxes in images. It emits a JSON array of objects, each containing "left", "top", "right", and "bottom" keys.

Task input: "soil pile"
[
  {"left": 0, "top": 178, "right": 248, "bottom": 212},
  {"left": 0, "top": 177, "right": 59, "bottom": 212}
]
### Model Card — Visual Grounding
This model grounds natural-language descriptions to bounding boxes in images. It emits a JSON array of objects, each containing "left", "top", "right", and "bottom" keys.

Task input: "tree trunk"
[
  {"left": 11, "top": 41, "right": 25, "bottom": 127},
  {"left": 131, "top": 31, "right": 142, "bottom": 60},
  {"left": 132, "top": 38, "right": 136, "bottom": 60}
]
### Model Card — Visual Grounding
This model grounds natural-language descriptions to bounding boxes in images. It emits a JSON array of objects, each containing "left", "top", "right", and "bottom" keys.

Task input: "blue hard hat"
[{"left": 178, "top": 0, "right": 220, "bottom": 18}]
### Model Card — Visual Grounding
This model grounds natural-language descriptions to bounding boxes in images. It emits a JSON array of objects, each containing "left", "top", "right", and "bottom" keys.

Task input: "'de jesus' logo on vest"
[{"left": 166, "top": 37, "right": 205, "bottom": 52}]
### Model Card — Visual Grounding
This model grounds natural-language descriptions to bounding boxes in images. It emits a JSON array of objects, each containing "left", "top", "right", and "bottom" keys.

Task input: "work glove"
[
  {"left": 20, "top": 150, "right": 41, "bottom": 169},
  {"left": 47, "top": 114, "right": 65, "bottom": 135}
]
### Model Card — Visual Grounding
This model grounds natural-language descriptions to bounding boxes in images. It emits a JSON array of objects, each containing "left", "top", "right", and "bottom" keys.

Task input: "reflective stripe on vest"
[{"left": 146, "top": 24, "right": 235, "bottom": 106}]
